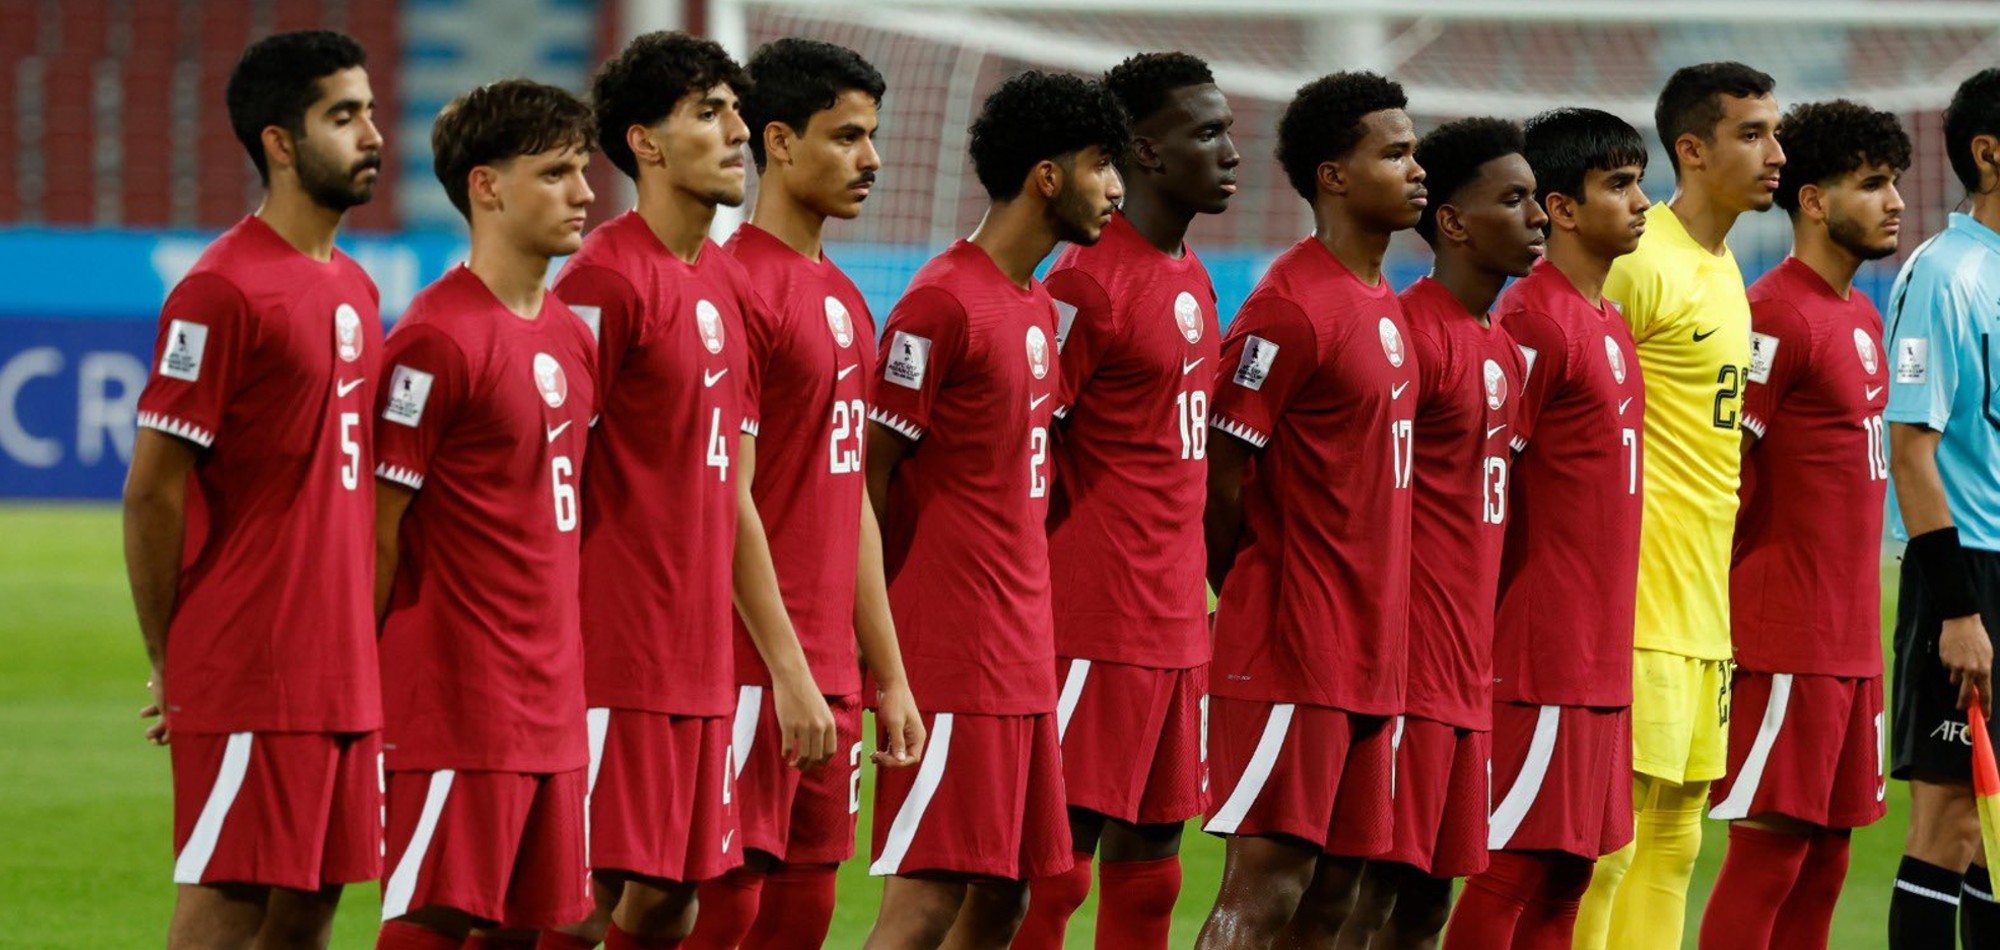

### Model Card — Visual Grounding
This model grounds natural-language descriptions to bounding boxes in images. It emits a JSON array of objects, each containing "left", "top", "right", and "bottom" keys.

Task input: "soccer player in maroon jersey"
[
  {"left": 123, "top": 31, "right": 384, "bottom": 950},
  {"left": 1338, "top": 117, "right": 1543, "bottom": 950},
  {"left": 684, "top": 38, "right": 925, "bottom": 950},
  {"left": 1195, "top": 71, "right": 1425, "bottom": 949},
  {"left": 860, "top": 71, "right": 1127, "bottom": 950},
  {"left": 1010, "top": 51, "right": 1237, "bottom": 950},
  {"left": 1694, "top": 100, "right": 1908, "bottom": 950},
  {"left": 369, "top": 80, "right": 599, "bottom": 950},
  {"left": 538, "top": 33, "right": 837, "bottom": 950},
  {"left": 1441, "top": 107, "right": 1650, "bottom": 950}
]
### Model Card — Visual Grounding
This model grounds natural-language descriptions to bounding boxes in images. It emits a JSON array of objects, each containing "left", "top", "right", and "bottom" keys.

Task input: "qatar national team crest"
[
  {"left": 1378, "top": 317, "right": 1405, "bottom": 367},
  {"left": 1483, "top": 358, "right": 1507, "bottom": 410},
  {"left": 334, "top": 303, "right": 363, "bottom": 362},
  {"left": 1026, "top": 325, "right": 1051, "bottom": 380},
  {"left": 825, "top": 296, "right": 855, "bottom": 348},
  {"left": 1173, "top": 291, "right": 1203, "bottom": 344},
  {"left": 1855, "top": 328, "right": 1879, "bottom": 375},
  {"left": 695, "top": 299, "right": 725, "bottom": 354},
  {"left": 532, "top": 352, "right": 568, "bottom": 408},
  {"left": 1605, "top": 335, "right": 1627, "bottom": 384}
]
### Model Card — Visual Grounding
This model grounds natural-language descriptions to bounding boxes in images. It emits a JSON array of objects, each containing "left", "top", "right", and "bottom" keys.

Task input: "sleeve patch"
[
  {"left": 1231, "top": 335, "right": 1279, "bottom": 391},
  {"left": 884, "top": 331, "right": 932, "bottom": 390},
  {"left": 1896, "top": 338, "right": 1929, "bottom": 385},
  {"left": 383, "top": 364, "right": 436, "bottom": 428},
  {"left": 1517, "top": 344, "right": 1538, "bottom": 384},
  {"left": 1747, "top": 332, "right": 1779, "bottom": 384},
  {"left": 158, "top": 319, "right": 210, "bottom": 382},
  {"left": 570, "top": 305, "right": 602, "bottom": 341},
  {"left": 1053, "top": 300, "right": 1078, "bottom": 352}
]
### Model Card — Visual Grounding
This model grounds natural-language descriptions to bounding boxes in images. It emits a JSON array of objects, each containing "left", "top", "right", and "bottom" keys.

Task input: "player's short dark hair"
[
  {"left": 1276, "top": 71, "right": 1407, "bottom": 202},
  {"left": 1414, "top": 117, "right": 1524, "bottom": 245},
  {"left": 1103, "top": 52, "right": 1215, "bottom": 127},
  {"left": 1946, "top": 69, "right": 2000, "bottom": 192},
  {"left": 591, "top": 31, "right": 749, "bottom": 180},
  {"left": 431, "top": 80, "right": 595, "bottom": 220},
  {"left": 226, "top": 30, "right": 368, "bottom": 184},
  {"left": 967, "top": 71, "right": 1130, "bottom": 201},
  {"left": 1522, "top": 107, "right": 1648, "bottom": 208},
  {"left": 742, "top": 38, "right": 885, "bottom": 171},
  {"left": 1654, "top": 61, "right": 1776, "bottom": 174},
  {"left": 1773, "top": 100, "right": 1911, "bottom": 216}
]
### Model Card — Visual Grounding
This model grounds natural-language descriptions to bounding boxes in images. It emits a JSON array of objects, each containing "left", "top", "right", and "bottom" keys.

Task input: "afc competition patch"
[
  {"left": 885, "top": 330, "right": 932, "bottom": 390},
  {"left": 532, "top": 352, "right": 568, "bottom": 408},
  {"left": 159, "top": 319, "right": 209, "bottom": 382},
  {"left": 1232, "top": 334, "right": 1278, "bottom": 390},
  {"left": 1854, "top": 328, "right": 1879, "bottom": 376},
  {"left": 1054, "top": 299, "right": 1078, "bottom": 352},
  {"left": 1896, "top": 337, "right": 1928, "bottom": 385},
  {"left": 334, "top": 303, "right": 363, "bottom": 363},
  {"left": 1747, "top": 331, "right": 1778, "bottom": 384},
  {"left": 824, "top": 296, "right": 855, "bottom": 349},
  {"left": 570, "top": 305, "right": 602, "bottom": 342},
  {"left": 1174, "top": 291, "right": 1204, "bottom": 344},
  {"left": 383, "top": 364, "right": 436, "bottom": 427}
]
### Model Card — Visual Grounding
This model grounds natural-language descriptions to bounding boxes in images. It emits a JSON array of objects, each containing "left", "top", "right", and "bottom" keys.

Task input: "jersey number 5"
[{"left": 339, "top": 412, "right": 361, "bottom": 490}]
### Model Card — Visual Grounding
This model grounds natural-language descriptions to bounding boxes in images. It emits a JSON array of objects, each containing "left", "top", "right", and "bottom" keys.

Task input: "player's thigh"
[{"left": 170, "top": 731, "right": 375, "bottom": 892}]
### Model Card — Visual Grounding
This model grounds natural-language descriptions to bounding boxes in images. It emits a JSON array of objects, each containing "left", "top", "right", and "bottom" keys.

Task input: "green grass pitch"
[{"left": 0, "top": 503, "right": 1911, "bottom": 947}]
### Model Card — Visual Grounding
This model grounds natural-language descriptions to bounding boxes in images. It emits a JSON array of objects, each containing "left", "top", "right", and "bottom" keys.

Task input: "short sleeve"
[
  {"left": 736, "top": 283, "right": 777, "bottom": 437},
  {"left": 553, "top": 263, "right": 646, "bottom": 406},
  {"left": 1207, "top": 295, "right": 1318, "bottom": 449},
  {"left": 869, "top": 286, "right": 968, "bottom": 441},
  {"left": 1603, "top": 255, "right": 1664, "bottom": 342},
  {"left": 1885, "top": 261, "right": 1970, "bottom": 432},
  {"left": 1498, "top": 307, "right": 1571, "bottom": 453},
  {"left": 372, "top": 324, "right": 470, "bottom": 491},
  {"left": 1741, "top": 298, "right": 1811, "bottom": 439},
  {"left": 1407, "top": 321, "right": 1451, "bottom": 412},
  {"left": 1044, "top": 267, "right": 1117, "bottom": 420},
  {"left": 135, "top": 273, "right": 256, "bottom": 449}
]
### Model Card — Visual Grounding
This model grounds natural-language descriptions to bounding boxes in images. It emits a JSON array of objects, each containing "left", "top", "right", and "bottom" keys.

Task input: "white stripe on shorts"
[
  {"left": 1709, "top": 673, "right": 1793, "bottom": 820},
  {"left": 1204, "top": 703, "right": 1296, "bottom": 835},
  {"left": 381, "top": 770, "right": 456, "bottom": 921},
  {"left": 172, "top": 731, "right": 254, "bottom": 884},
  {"left": 1056, "top": 659, "right": 1092, "bottom": 743},
  {"left": 1390, "top": 715, "right": 1407, "bottom": 799},
  {"left": 585, "top": 707, "right": 610, "bottom": 866},
  {"left": 1487, "top": 705, "right": 1560, "bottom": 850},
  {"left": 870, "top": 713, "right": 954, "bottom": 876},
  {"left": 733, "top": 686, "right": 764, "bottom": 781}
]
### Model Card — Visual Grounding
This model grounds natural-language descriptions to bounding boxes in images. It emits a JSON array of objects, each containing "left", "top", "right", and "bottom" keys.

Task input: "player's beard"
[
  {"left": 1049, "top": 181, "right": 1105, "bottom": 246},
  {"left": 1827, "top": 206, "right": 1897, "bottom": 261},
  {"left": 297, "top": 140, "right": 380, "bottom": 212}
]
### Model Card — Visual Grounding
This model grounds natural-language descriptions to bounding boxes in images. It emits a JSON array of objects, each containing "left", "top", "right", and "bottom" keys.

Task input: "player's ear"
[
  {"left": 626, "top": 123, "right": 664, "bottom": 170},
  {"left": 1317, "top": 159, "right": 1346, "bottom": 198},
  {"left": 1674, "top": 131, "right": 1705, "bottom": 174},
  {"left": 1543, "top": 191, "right": 1578, "bottom": 233},
  {"left": 1130, "top": 135, "right": 1164, "bottom": 175},
  {"left": 764, "top": 121, "right": 794, "bottom": 167},
  {"left": 1974, "top": 134, "right": 2000, "bottom": 192},
  {"left": 260, "top": 125, "right": 298, "bottom": 177},
  {"left": 1436, "top": 202, "right": 1467, "bottom": 244},
  {"left": 1797, "top": 182, "right": 1825, "bottom": 224},
  {"left": 1033, "top": 158, "right": 1063, "bottom": 200},
  {"left": 468, "top": 164, "right": 502, "bottom": 214}
]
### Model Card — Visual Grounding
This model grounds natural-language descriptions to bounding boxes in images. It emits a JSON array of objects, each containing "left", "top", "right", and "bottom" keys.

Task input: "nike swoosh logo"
[
  {"left": 546, "top": 420, "right": 571, "bottom": 443},
  {"left": 704, "top": 368, "right": 729, "bottom": 387},
  {"left": 1182, "top": 357, "right": 1205, "bottom": 376},
  {"left": 1693, "top": 327, "right": 1719, "bottom": 342},
  {"left": 1486, "top": 424, "right": 1507, "bottom": 439},
  {"left": 1030, "top": 394, "right": 1051, "bottom": 410},
  {"left": 1391, "top": 382, "right": 1410, "bottom": 399},
  {"left": 1619, "top": 397, "right": 1634, "bottom": 415},
  {"left": 837, "top": 364, "right": 859, "bottom": 380},
  {"left": 1866, "top": 385, "right": 1884, "bottom": 400},
  {"left": 336, "top": 378, "right": 364, "bottom": 397}
]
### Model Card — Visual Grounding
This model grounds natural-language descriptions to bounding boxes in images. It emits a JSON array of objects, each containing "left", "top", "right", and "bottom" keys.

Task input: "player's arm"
[
  {"left": 734, "top": 435, "right": 838, "bottom": 770},
  {"left": 1496, "top": 307, "right": 1569, "bottom": 461},
  {"left": 1204, "top": 432, "right": 1253, "bottom": 593},
  {"left": 855, "top": 479, "right": 923, "bottom": 767},
  {"left": 122, "top": 429, "right": 199, "bottom": 745},
  {"left": 370, "top": 326, "right": 464, "bottom": 626},
  {"left": 373, "top": 483, "right": 415, "bottom": 624},
  {"left": 1739, "top": 302, "right": 1807, "bottom": 458},
  {"left": 1204, "top": 298, "right": 1317, "bottom": 595}
]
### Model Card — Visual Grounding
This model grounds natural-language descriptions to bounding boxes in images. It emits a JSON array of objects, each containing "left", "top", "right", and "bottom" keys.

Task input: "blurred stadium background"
[{"left": 2, "top": 1, "right": 1994, "bottom": 945}]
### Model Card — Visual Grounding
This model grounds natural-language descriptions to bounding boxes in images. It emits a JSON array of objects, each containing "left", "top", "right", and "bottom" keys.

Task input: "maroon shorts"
[
  {"left": 869, "top": 711, "right": 1073, "bottom": 881},
  {"left": 380, "top": 768, "right": 592, "bottom": 929},
  {"left": 586, "top": 708, "right": 741, "bottom": 884},
  {"left": 1055, "top": 658, "right": 1208, "bottom": 826},
  {"left": 1487, "top": 702, "right": 1632, "bottom": 859},
  {"left": 170, "top": 730, "right": 381, "bottom": 890},
  {"left": 1710, "top": 671, "right": 1887, "bottom": 829},
  {"left": 1382, "top": 716, "right": 1490, "bottom": 877},
  {"left": 1202, "top": 698, "right": 1394, "bottom": 859},
  {"left": 733, "top": 687, "right": 864, "bottom": 865}
]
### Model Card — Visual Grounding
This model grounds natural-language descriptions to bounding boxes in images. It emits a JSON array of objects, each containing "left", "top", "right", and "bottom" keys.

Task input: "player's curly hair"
[
  {"left": 1414, "top": 117, "right": 1525, "bottom": 245},
  {"left": 1946, "top": 69, "right": 2000, "bottom": 193},
  {"left": 967, "top": 71, "right": 1130, "bottom": 201},
  {"left": 1276, "top": 72, "right": 1407, "bottom": 202},
  {"left": 1103, "top": 52, "right": 1214, "bottom": 127},
  {"left": 742, "top": 39, "right": 885, "bottom": 171},
  {"left": 1654, "top": 61, "right": 1775, "bottom": 174},
  {"left": 591, "top": 31, "right": 749, "bottom": 180},
  {"left": 1773, "top": 100, "right": 1910, "bottom": 216},
  {"left": 432, "top": 80, "right": 595, "bottom": 219},
  {"left": 1522, "top": 107, "right": 1648, "bottom": 209},
  {"left": 227, "top": 30, "right": 368, "bottom": 184}
]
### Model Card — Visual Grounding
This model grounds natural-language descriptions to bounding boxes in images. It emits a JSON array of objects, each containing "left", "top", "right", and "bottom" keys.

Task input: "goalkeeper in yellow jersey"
[{"left": 1575, "top": 62, "right": 1785, "bottom": 950}]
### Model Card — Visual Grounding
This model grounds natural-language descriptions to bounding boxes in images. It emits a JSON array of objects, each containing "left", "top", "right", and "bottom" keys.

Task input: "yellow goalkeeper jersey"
[{"left": 1602, "top": 202, "right": 1750, "bottom": 661}]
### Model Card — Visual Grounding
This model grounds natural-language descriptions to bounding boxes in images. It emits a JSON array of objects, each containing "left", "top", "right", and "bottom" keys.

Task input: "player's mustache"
[
  {"left": 849, "top": 171, "right": 878, "bottom": 189},
  {"left": 352, "top": 154, "right": 383, "bottom": 175}
]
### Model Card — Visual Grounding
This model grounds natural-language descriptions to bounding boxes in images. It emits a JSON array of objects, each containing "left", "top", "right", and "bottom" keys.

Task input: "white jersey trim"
[
  {"left": 1488, "top": 704, "right": 1560, "bottom": 850},
  {"left": 732, "top": 686, "right": 764, "bottom": 782},
  {"left": 1205, "top": 703, "right": 1295, "bottom": 835},
  {"left": 375, "top": 463, "right": 425, "bottom": 491},
  {"left": 1709, "top": 673, "right": 1792, "bottom": 820},
  {"left": 585, "top": 707, "right": 609, "bottom": 867},
  {"left": 1055, "top": 659, "right": 1092, "bottom": 743},
  {"left": 381, "top": 769, "right": 456, "bottom": 921},
  {"left": 1209, "top": 415, "right": 1269, "bottom": 449},
  {"left": 868, "top": 407, "right": 925, "bottom": 441},
  {"left": 138, "top": 411, "right": 215, "bottom": 449},
  {"left": 172, "top": 731, "right": 253, "bottom": 884},
  {"left": 1740, "top": 414, "right": 1769, "bottom": 439},
  {"left": 741, "top": 419, "right": 760, "bottom": 437},
  {"left": 870, "top": 712, "right": 954, "bottom": 876}
]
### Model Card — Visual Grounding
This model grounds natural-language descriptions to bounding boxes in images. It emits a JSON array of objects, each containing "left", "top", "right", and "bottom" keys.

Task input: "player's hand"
[
  {"left": 141, "top": 667, "right": 170, "bottom": 746},
  {"left": 774, "top": 675, "right": 837, "bottom": 770},
  {"left": 872, "top": 681, "right": 926, "bottom": 768},
  {"left": 1940, "top": 614, "right": 1994, "bottom": 715}
]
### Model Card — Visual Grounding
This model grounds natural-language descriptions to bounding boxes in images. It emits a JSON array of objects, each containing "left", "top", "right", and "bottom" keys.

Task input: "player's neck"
[
  {"left": 1119, "top": 186, "right": 1192, "bottom": 258},
  {"left": 1970, "top": 188, "right": 2000, "bottom": 235},
  {"left": 254, "top": 184, "right": 344, "bottom": 263},
  {"left": 1666, "top": 185, "right": 1743, "bottom": 255},
  {"left": 748, "top": 183, "right": 827, "bottom": 262},
  {"left": 1544, "top": 234, "right": 1611, "bottom": 304},
  {"left": 1310, "top": 203, "right": 1390, "bottom": 285},
  {"left": 466, "top": 233, "right": 550, "bottom": 320},
  {"left": 1790, "top": 229, "right": 1861, "bottom": 299},
  {"left": 635, "top": 178, "right": 719, "bottom": 263},
  {"left": 1429, "top": 253, "right": 1504, "bottom": 323},
  {"left": 968, "top": 201, "right": 1059, "bottom": 289}
]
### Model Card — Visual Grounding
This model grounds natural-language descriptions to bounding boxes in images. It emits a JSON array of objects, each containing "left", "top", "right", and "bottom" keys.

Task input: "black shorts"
[{"left": 1891, "top": 547, "right": 2000, "bottom": 781}]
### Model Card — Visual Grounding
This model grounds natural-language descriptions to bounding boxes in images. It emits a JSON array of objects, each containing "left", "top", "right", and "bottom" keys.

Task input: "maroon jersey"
[
  {"left": 1400, "top": 277, "right": 1523, "bottom": 730},
  {"left": 1043, "top": 213, "right": 1220, "bottom": 669},
  {"left": 1206, "top": 236, "right": 1418, "bottom": 715},
  {"left": 1493, "top": 259, "right": 1645, "bottom": 706},
  {"left": 373, "top": 266, "right": 596, "bottom": 772},
  {"left": 556, "top": 212, "right": 757, "bottom": 718},
  {"left": 869, "top": 240, "right": 1060, "bottom": 715},
  {"left": 134, "top": 215, "right": 382, "bottom": 734},
  {"left": 1732, "top": 257, "right": 1888, "bottom": 677},
  {"left": 725, "top": 223, "right": 874, "bottom": 696}
]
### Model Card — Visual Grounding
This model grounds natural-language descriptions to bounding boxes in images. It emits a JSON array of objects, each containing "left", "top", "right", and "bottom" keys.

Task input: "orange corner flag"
[{"left": 1970, "top": 692, "right": 2000, "bottom": 871}]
